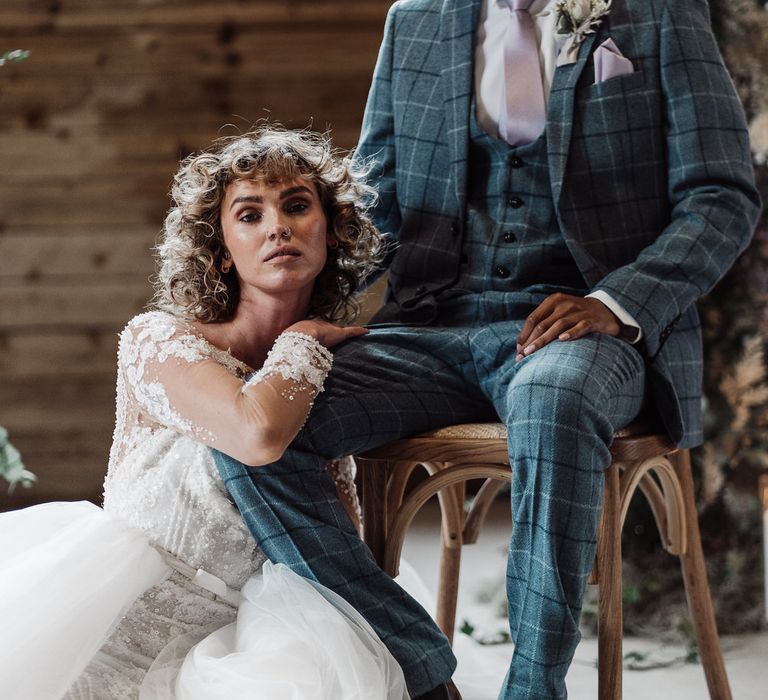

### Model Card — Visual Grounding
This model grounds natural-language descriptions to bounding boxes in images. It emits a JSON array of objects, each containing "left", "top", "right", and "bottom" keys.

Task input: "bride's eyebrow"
[
  {"left": 229, "top": 195, "right": 262, "bottom": 209},
  {"left": 279, "top": 186, "right": 313, "bottom": 199}
]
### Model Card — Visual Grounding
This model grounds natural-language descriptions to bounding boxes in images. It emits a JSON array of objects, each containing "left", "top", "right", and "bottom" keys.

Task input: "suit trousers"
[{"left": 214, "top": 294, "right": 647, "bottom": 699}]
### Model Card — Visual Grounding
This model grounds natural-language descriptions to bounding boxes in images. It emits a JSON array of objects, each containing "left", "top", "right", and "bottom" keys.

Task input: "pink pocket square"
[{"left": 593, "top": 38, "right": 635, "bottom": 83}]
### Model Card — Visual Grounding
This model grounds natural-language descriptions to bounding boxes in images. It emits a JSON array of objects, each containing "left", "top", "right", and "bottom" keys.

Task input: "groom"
[{"left": 215, "top": 0, "right": 761, "bottom": 698}]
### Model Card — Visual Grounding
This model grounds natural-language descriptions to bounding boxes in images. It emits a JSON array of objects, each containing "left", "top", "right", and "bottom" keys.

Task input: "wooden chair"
[{"left": 356, "top": 421, "right": 732, "bottom": 700}]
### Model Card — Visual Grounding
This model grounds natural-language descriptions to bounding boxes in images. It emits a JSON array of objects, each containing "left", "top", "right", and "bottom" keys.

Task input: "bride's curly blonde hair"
[{"left": 152, "top": 125, "right": 384, "bottom": 323}]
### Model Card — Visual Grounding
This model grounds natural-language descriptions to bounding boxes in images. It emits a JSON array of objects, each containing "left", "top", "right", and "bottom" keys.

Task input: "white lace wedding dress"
[{"left": 0, "top": 311, "right": 407, "bottom": 700}]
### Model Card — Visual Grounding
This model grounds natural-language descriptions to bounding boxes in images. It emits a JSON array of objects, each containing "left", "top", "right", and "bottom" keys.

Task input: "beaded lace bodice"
[
  {"left": 103, "top": 311, "right": 262, "bottom": 588},
  {"left": 66, "top": 310, "right": 356, "bottom": 699}
]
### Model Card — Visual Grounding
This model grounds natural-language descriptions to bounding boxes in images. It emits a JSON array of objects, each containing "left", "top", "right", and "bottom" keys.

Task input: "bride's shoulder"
[
  {"left": 118, "top": 312, "right": 250, "bottom": 375},
  {"left": 122, "top": 310, "right": 189, "bottom": 340},
  {"left": 118, "top": 311, "right": 212, "bottom": 362}
]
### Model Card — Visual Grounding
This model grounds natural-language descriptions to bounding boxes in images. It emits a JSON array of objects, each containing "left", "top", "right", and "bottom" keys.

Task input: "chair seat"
[
  {"left": 411, "top": 423, "right": 507, "bottom": 440},
  {"left": 361, "top": 419, "right": 677, "bottom": 464},
  {"left": 375, "top": 415, "right": 661, "bottom": 443}
]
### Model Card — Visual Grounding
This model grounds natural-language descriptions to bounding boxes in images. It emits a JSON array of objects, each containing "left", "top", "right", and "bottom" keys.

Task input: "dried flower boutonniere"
[{"left": 554, "top": 0, "right": 612, "bottom": 66}]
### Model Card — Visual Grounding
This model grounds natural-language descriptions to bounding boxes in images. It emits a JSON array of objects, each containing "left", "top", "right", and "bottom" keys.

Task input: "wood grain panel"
[
  {"left": 0, "top": 230, "right": 156, "bottom": 281},
  {"left": 0, "top": 76, "right": 372, "bottom": 135},
  {"left": 0, "top": 1, "right": 389, "bottom": 506},
  {"left": 0, "top": 1, "right": 391, "bottom": 31},
  {"left": 0, "top": 30, "right": 381, "bottom": 78},
  {"left": 0, "top": 282, "right": 152, "bottom": 329},
  {"left": 1, "top": 375, "right": 115, "bottom": 433},
  {"left": 0, "top": 179, "right": 168, "bottom": 224},
  {"left": 0, "top": 330, "right": 119, "bottom": 377}
]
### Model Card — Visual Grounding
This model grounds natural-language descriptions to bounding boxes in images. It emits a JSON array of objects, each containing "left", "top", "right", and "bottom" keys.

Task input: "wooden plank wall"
[{"left": 0, "top": 0, "right": 391, "bottom": 509}]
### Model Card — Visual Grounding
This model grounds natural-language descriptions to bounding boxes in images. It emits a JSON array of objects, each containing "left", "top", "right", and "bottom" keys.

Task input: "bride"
[{"left": 0, "top": 126, "right": 409, "bottom": 699}]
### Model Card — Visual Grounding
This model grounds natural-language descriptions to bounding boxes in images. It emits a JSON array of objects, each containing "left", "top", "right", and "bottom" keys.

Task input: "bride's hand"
[{"left": 285, "top": 319, "right": 368, "bottom": 349}]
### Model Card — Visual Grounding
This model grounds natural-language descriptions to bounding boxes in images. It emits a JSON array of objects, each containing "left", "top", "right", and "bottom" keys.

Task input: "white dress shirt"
[{"left": 474, "top": 0, "right": 642, "bottom": 342}]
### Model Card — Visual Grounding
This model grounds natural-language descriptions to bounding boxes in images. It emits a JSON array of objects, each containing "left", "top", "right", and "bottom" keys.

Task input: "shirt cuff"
[{"left": 586, "top": 291, "right": 643, "bottom": 344}]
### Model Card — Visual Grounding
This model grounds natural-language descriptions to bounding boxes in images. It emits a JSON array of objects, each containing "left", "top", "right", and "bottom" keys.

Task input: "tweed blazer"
[{"left": 355, "top": 0, "right": 761, "bottom": 448}]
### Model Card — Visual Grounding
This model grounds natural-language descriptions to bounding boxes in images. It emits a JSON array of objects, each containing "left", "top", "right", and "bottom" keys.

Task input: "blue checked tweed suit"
[
  {"left": 215, "top": 1, "right": 761, "bottom": 698},
  {"left": 357, "top": 0, "right": 760, "bottom": 449}
]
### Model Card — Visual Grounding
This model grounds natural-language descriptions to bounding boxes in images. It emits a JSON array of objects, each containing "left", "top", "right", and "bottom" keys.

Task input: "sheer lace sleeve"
[{"left": 118, "top": 312, "right": 332, "bottom": 465}]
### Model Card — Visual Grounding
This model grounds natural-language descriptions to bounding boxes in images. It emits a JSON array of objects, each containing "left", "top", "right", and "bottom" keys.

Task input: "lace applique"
[
  {"left": 120, "top": 312, "right": 208, "bottom": 434},
  {"left": 242, "top": 331, "right": 332, "bottom": 401},
  {"left": 118, "top": 312, "right": 249, "bottom": 442}
]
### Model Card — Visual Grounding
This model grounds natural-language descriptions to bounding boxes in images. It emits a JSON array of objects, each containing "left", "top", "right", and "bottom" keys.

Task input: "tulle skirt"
[{"left": 0, "top": 502, "right": 408, "bottom": 700}]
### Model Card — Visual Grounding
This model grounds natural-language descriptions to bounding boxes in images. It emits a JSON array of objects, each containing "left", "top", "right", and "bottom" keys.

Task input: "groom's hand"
[{"left": 515, "top": 293, "right": 621, "bottom": 362}]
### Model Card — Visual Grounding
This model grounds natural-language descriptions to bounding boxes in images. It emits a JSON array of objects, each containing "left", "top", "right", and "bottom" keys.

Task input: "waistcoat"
[{"left": 451, "top": 101, "right": 587, "bottom": 296}]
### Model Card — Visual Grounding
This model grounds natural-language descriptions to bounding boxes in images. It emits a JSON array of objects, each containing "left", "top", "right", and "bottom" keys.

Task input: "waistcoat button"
[
  {"left": 507, "top": 196, "right": 524, "bottom": 209},
  {"left": 503, "top": 230, "right": 516, "bottom": 242},
  {"left": 509, "top": 156, "right": 524, "bottom": 168},
  {"left": 494, "top": 265, "right": 510, "bottom": 278}
]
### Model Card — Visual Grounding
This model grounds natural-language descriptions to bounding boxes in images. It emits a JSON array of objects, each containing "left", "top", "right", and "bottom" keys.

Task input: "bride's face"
[{"left": 220, "top": 177, "right": 331, "bottom": 301}]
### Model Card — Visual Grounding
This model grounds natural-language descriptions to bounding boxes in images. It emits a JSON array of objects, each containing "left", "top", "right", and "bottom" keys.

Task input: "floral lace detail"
[
  {"left": 117, "top": 311, "right": 249, "bottom": 442},
  {"left": 64, "top": 573, "right": 237, "bottom": 700},
  {"left": 243, "top": 331, "right": 333, "bottom": 402}
]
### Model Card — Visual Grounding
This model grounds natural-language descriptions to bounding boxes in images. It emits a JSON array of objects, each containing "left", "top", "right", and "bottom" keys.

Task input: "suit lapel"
[
  {"left": 439, "top": 0, "right": 599, "bottom": 215},
  {"left": 547, "top": 30, "right": 599, "bottom": 208},
  {"left": 441, "top": 0, "right": 481, "bottom": 217}
]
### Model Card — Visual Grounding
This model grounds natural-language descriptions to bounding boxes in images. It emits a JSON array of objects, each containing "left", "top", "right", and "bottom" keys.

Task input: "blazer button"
[
  {"left": 507, "top": 196, "right": 524, "bottom": 209},
  {"left": 503, "top": 230, "right": 516, "bottom": 242},
  {"left": 494, "top": 265, "right": 510, "bottom": 278}
]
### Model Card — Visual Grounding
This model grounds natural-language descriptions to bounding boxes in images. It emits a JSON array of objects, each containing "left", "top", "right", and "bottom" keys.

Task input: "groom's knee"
[{"left": 507, "top": 352, "right": 594, "bottom": 425}]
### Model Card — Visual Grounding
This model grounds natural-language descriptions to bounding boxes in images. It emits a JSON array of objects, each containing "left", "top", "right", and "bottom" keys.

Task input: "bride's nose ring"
[{"left": 268, "top": 227, "right": 292, "bottom": 242}]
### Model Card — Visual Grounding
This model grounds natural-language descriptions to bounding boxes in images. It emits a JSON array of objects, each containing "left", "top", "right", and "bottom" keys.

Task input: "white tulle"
[
  {"left": 142, "top": 564, "right": 408, "bottom": 700},
  {"left": 0, "top": 502, "right": 409, "bottom": 700},
  {"left": 394, "top": 562, "right": 509, "bottom": 700},
  {"left": 0, "top": 502, "right": 170, "bottom": 700}
]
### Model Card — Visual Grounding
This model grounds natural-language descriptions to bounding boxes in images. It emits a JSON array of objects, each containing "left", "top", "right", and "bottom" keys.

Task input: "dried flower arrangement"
[
  {"left": 618, "top": 0, "right": 768, "bottom": 638},
  {"left": 694, "top": 0, "right": 768, "bottom": 544}
]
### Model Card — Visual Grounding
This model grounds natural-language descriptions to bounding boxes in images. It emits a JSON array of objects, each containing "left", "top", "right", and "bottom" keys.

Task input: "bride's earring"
[{"left": 221, "top": 251, "right": 233, "bottom": 274}]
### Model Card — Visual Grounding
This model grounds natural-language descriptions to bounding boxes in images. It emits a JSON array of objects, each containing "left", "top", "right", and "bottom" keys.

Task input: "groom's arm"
[
  {"left": 591, "top": 0, "right": 761, "bottom": 358},
  {"left": 354, "top": 2, "right": 401, "bottom": 278}
]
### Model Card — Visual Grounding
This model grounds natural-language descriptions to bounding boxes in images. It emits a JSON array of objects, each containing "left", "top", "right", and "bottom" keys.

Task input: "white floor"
[{"left": 400, "top": 500, "right": 768, "bottom": 700}]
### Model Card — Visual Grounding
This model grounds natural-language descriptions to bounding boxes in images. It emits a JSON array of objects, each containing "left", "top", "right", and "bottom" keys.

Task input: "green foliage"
[
  {"left": 0, "top": 49, "right": 30, "bottom": 66},
  {"left": 0, "top": 427, "right": 36, "bottom": 494}
]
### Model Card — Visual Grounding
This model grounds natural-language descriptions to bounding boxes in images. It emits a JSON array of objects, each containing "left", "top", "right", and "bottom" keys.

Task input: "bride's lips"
[{"left": 263, "top": 246, "right": 302, "bottom": 263}]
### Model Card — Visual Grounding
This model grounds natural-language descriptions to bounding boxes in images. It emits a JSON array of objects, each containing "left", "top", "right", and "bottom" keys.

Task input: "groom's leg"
[
  {"left": 469, "top": 322, "right": 646, "bottom": 700},
  {"left": 214, "top": 326, "right": 496, "bottom": 697}
]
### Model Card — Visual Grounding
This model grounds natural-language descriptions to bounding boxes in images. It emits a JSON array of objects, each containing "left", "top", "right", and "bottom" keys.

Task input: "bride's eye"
[
  {"left": 285, "top": 200, "right": 310, "bottom": 215},
  {"left": 239, "top": 210, "right": 261, "bottom": 223}
]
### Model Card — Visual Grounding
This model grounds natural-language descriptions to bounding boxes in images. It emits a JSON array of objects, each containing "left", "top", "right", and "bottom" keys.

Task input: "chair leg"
[
  {"left": 436, "top": 481, "right": 466, "bottom": 643},
  {"left": 597, "top": 461, "right": 623, "bottom": 700},
  {"left": 670, "top": 450, "right": 733, "bottom": 700},
  {"left": 437, "top": 543, "right": 462, "bottom": 643},
  {"left": 361, "top": 458, "right": 390, "bottom": 570}
]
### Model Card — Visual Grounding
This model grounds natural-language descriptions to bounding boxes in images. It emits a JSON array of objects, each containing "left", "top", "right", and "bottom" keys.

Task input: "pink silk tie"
[{"left": 499, "top": 0, "right": 547, "bottom": 146}]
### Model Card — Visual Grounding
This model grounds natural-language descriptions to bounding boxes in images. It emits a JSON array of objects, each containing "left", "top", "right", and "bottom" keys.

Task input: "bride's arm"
[{"left": 120, "top": 313, "right": 364, "bottom": 466}]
